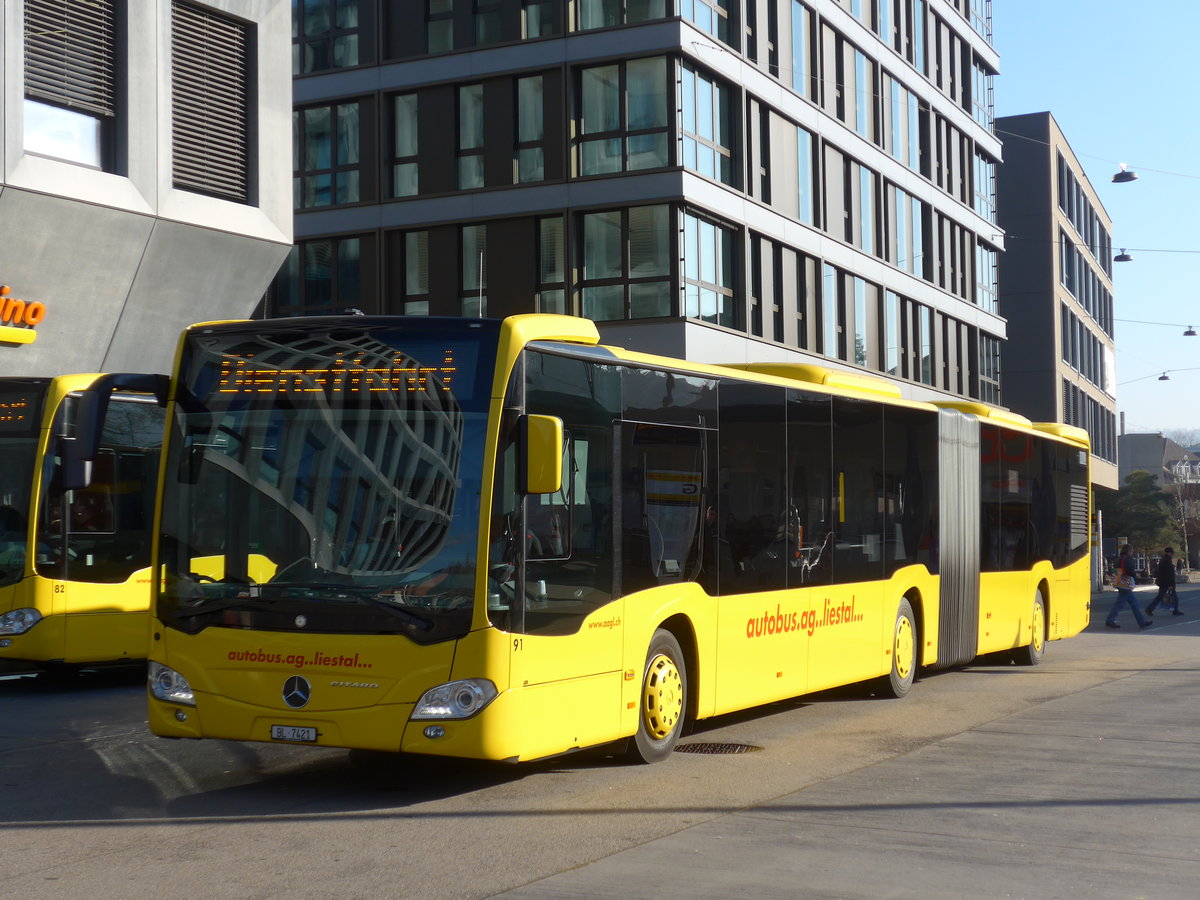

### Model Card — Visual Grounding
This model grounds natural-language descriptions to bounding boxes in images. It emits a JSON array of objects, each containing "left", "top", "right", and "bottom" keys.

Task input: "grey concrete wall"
[{"left": 0, "top": 0, "right": 292, "bottom": 377}]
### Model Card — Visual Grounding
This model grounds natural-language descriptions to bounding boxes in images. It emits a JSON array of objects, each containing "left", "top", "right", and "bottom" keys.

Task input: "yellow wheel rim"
[
  {"left": 642, "top": 654, "right": 683, "bottom": 740},
  {"left": 894, "top": 615, "right": 914, "bottom": 681},
  {"left": 1031, "top": 601, "right": 1045, "bottom": 653}
]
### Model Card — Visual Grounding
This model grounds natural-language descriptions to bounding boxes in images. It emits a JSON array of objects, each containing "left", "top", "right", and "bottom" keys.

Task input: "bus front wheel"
[
  {"left": 629, "top": 629, "right": 687, "bottom": 764},
  {"left": 1013, "top": 591, "right": 1046, "bottom": 666},
  {"left": 883, "top": 598, "right": 917, "bottom": 698}
]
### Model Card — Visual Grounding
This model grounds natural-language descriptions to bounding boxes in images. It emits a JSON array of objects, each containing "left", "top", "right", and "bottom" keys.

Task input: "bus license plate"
[{"left": 270, "top": 724, "right": 317, "bottom": 743}]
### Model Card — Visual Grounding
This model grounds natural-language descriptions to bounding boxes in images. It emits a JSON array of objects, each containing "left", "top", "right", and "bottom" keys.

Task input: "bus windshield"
[
  {"left": 0, "top": 380, "right": 47, "bottom": 587},
  {"left": 157, "top": 319, "right": 499, "bottom": 645}
]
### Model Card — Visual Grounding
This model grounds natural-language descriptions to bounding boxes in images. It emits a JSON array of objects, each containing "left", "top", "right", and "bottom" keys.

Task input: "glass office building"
[{"left": 272, "top": 0, "right": 1003, "bottom": 405}]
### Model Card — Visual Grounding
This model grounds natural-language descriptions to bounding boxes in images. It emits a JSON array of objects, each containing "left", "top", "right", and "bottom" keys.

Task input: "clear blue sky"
[{"left": 993, "top": 0, "right": 1200, "bottom": 440}]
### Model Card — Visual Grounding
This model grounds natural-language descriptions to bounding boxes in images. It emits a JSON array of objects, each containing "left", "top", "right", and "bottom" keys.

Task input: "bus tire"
[
  {"left": 628, "top": 629, "right": 687, "bottom": 764},
  {"left": 1013, "top": 590, "right": 1046, "bottom": 666},
  {"left": 883, "top": 598, "right": 917, "bottom": 699}
]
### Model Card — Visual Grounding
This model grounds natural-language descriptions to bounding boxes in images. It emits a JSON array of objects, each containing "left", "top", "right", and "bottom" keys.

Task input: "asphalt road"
[{"left": 2, "top": 583, "right": 1199, "bottom": 899}]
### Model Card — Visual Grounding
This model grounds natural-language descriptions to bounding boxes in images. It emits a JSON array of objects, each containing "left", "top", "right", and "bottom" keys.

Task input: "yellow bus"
[
  {"left": 70, "top": 315, "right": 1090, "bottom": 762},
  {"left": 0, "top": 374, "right": 166, "bottom": 671}
]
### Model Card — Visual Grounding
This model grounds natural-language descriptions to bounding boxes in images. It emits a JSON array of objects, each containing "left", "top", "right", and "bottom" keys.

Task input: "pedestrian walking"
[
  {"left": 1106, "top": 545, "right": 1152, "bottom": 629},
  {"left": 1146, "top": 546, "right": 1183, "bottom": 616}
]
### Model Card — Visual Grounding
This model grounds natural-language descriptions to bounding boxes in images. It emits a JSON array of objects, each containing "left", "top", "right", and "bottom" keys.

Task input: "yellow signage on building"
[{"left": 0, "top": 284, "right": 45, "bottom": 345}]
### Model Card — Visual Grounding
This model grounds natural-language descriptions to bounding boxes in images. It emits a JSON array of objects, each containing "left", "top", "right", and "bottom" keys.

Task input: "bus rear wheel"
[
  {"left": 628, "top": 629, "right": 687, "bottom": 764},
  {"left": 1013, "top": 591, "right": 1046, "bottom": 666},
  {"left": 883, "top": 598, "right": 917, "bottom": 698}
]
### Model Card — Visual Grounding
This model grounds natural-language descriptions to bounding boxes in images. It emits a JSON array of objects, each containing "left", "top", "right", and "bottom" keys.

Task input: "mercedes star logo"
[{"left": 282, "top": 675, "right": 311, "bottom": 709}]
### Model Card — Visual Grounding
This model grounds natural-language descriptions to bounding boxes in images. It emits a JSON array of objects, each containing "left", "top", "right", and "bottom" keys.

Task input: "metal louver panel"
[
  {"left": 24, "top": 0, "right": 117, "bottom": 117},
  {"left": 172, "top": 1, "right": 251, "bottom": 203}
]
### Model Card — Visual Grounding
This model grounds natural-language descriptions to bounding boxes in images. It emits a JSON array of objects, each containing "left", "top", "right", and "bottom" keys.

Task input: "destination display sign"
[{"left": 216, "top": 350, "right": 458, "bottom": 395}]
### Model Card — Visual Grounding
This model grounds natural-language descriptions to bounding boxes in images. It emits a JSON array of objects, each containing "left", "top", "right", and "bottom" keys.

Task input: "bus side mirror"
[
  {"left": 63, "top": 373, "right": 169, "bottom": 491},
  {"left": 521, "top": 414, "right": 563, "bottom": 495}
]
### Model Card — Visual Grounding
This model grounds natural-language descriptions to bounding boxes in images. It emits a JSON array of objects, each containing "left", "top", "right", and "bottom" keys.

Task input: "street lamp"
[{"left": 1112, "top": 164, "right": 1138, "bottom": 183}]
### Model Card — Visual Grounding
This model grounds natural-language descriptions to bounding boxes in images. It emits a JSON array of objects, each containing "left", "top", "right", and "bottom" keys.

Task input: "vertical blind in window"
[
  {"left": 172, "top": 1, "right": 251, "bottom": 202},
  {"left": 24, "top": 0, "right": 117, "bottom": 117}
]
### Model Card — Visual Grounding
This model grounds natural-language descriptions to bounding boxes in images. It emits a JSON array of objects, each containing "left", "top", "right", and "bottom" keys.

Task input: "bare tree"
[{"left": 1164, "top": 429, "right": 1200, "bottom": 452}]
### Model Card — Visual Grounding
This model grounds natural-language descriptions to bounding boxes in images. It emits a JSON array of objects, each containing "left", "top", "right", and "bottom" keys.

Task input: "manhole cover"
[{"left": 673, "top": 742, "right": 762, "bottom": 755}]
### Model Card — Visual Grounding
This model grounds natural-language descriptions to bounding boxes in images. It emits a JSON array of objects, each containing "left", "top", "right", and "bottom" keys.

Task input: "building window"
[
  {"left": 293, "top": 0, "right": 360, "bottom": 75},
  {"left": 403, "top": 231, "right": 430, "bottom": 315},
  {"left": 886, "top": 184, "right": 924, "bottom": 276},
  {"left": 577, "top": 58, "right": 669, "bottom": 176},
  {"left": 682, "top": 211, "right": 737, "bottom": 327},
  {"left": 475, "top": 0, "right": 503, "bottom": 46},
  {"left": 852, "top": 46, "right": 874, "bottom": 142},
  {"left": 516, "top": 75, "right": 545, "bottom": 183},
  {"left": 172, "top": 1, "right": 252, "bottom": 202},
  {"left": 427, "top": 0, "right": 454, "bottom": 53},
  {"left": 883, "top": 73, "right": 922, "bottom": 173},
  {"left": 902, "top": 0, "right": 927, "bottom": 72},
  {"left": 797, "top": 125, "right": 817, "bottom": 226},
  {"left": 978, "top": 332, "right": 1000, "bottom": 403},
  {"left": 523, "top": 0, "right": 557, "bottom": 37},
  {"left": 578, "top": 0, "right": 668, "bottom": 30},
  {"left": 852, "top": 276, "right": 877, "bottom": 368},
  {"left": 682, "top": 0, "right": 731, "bottom": 44},
  {"left": 23, "top": 0, "right": 117, "bottom": 169},
  {"left": 678, "top": 64, "right": 734, "bottom": 186},
  {"left": 458, "top": 84, "right": 485, "bottom": 189},
  {"left": 386, "top": 229, "right": 429, "bottom": 316},
  {"left": 294, "top": 102, "right": 361, "bottom": 209},
  {"left": 537, "top": 216, "right": 566, "bottom": 313},
  {"left": 918, "top": 303, "right": 935, "bottom": 385},
  {"left": 877, "top": 0, "right": 894, "bottom": 44},
  {"left": 273, "top": 237, "right": 363, "bottom": 315},
  {"left": 855, "top": 163, "right": 876, "bottom": 255},
  {"left": 791, "top": 1, "right": 814, "bottom": 99},
  {"left": 822, "top": 264, "right": 841, "bottom": 360},
  {"left": 461, "top": 224, "right": 487, "bottom": 316},
  {"left": 971, "top": 56, "right": 994, "bottom": 130},
  {"left": 831, "top": 155, "right": 878, "bottom": 255},
  {"left": 580, "top": 205, "right": 672, "bottom": 321},
  {"left": 884, "top": 290, "right": 901, "bottom": 377},
  {"left": 975, "top": 241, "right": 997, "bottom": 313},
  {"left": 391, "top": 93, "right": 419, "bottom": 197},
  {"left": 972, "top": 150, "right": 995, "bottom": 223}
]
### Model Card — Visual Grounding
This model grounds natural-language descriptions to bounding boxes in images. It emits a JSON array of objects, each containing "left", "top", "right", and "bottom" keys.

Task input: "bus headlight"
[
  {"left": 411, "top": 679, "right": 497, "bottom": 720},
  {"left": 148, "top": 662, "right": 195, "bottom": 706},
  {"left": 0, "top": 608, "right": 41, "bottom": 635}
]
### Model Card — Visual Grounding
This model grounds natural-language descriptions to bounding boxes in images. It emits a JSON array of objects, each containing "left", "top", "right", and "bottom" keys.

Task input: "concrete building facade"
[
  {"left": 996, "top": 111, "right": 1117, "bottom": 490},
  {"left": 272, "top": 0, "right": 1007, "bottom": 407},
  {"left": 1, "top": 0, "right": 293, "bottom": 376}
]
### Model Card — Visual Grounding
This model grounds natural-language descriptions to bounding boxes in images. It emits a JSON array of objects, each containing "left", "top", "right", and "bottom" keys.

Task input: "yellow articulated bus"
[
  {"left": 68, "top": 314, "right": 1090, "bottom": 762},
  {"left": 0, "top": 374, "right": 165, "bottom": 671}
]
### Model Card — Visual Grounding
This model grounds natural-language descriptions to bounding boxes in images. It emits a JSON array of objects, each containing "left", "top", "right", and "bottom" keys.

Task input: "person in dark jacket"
[
  {"left": 1146, "top": 546, "right": 1182, "bottom": 616},
  {"left": 1106, "top": 545, "right": 1152, "bottom": 628}
]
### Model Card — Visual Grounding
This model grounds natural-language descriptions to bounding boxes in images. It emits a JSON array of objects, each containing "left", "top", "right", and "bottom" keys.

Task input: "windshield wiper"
[
  {"left": 173, "top": 595, "right": 276, "bottom": 619},
  {"left": 348, "top": 593, "right": 435, "bottom": 632},
  {"left": 261, "top": 580, "right": 365, "bottom": 595},
  {"left": 170, "top": 581, "right": 436, "bottom": 632},
  {"left": 262, "top": 581, "right": 435, "bottom": 631}
]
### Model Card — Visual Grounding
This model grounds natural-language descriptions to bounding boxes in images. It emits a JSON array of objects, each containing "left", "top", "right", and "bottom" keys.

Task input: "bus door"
[
  {"left": 497, "top": 416, "right": 624, "bottom": 755},
  {"left": 46, "top": 394, "right": 164, "bottom": 662}
]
